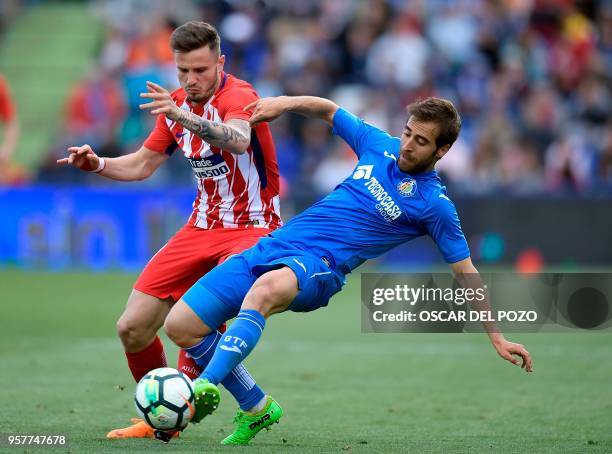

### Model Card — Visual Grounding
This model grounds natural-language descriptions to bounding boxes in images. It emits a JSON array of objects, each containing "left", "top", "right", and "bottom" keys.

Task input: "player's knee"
[
  {"left": 116, "top": 315, "right": 152, "bottom": 350},
  {"left": 164, "top": 313, "right": 190, "bottom": 348},
  {"left": 164, "top": 314, "right": 204, "bottom": 348},
  {"left": 244, "top": 279, "right": 281, "bottom": 317},
  {"left": 164, "top": 300, "right": 214, "bottom": 348}
]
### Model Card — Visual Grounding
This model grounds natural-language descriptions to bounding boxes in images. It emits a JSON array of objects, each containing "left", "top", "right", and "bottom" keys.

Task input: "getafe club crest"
[{"left": 397, "top": 178, "right": 417, "bottom": 197}]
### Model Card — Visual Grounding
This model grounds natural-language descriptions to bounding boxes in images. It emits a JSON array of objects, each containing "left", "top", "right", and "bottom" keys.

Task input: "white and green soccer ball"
[{"left": 134, "top": 367, "right": 195, "bottom": 431}]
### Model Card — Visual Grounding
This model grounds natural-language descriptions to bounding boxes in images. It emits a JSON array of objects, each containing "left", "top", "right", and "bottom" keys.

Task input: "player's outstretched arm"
[
  {"left": 56, "top": 144, "right": 168, "bottom": 181},
  {"left": 139, "top": 81, "right": 250, "bottom": 155},
  {"left": 450, "top": 257, "right": 534, "bottom": 373},
  {"left": 245, "top": 96, "right": 339, "bottom": 127}
]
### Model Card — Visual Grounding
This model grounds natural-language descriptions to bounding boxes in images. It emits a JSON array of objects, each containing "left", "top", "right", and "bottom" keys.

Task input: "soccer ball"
[{"left": 134, "top": 367, "right": 195, "bottom": 431}]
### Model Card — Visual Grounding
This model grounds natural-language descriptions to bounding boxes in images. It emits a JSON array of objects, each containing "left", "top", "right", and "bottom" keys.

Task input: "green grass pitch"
[{"left": 1, "top": 270, "right": 611, "bottom": 453}]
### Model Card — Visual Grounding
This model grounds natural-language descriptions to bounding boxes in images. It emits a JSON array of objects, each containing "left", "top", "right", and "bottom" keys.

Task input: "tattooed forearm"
[{"left": 174, "top": 109, "right": 250, "bottom": 154}]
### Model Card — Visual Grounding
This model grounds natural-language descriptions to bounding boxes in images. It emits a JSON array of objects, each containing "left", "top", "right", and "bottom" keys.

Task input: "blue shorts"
[{"left": 182, "top": 236, "right": 346, "bottom": 329}]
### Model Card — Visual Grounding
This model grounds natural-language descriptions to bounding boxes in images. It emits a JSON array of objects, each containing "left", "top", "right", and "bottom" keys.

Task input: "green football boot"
[
  {"left": 191, "top": 378, "right": 221, "bottom": 424},
  {"left": 221, "top": 396, "right": 283, "bottom": 445}
]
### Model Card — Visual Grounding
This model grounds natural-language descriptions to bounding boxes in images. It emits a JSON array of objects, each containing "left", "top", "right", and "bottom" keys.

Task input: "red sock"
[
  {"left": 177, "top": 323, "right": 227, "bottom": 380},
  {"left": 177, "top": 349, "right": 203, "bottom": 380},
  {"left": 125, "top": 336, "right": 167, "bottom": 382}
]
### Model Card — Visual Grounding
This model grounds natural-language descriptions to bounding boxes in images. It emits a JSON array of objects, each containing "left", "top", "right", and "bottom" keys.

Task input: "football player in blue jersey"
[{"left": 163, "top": 95, "right": 533, "bottom": 444}]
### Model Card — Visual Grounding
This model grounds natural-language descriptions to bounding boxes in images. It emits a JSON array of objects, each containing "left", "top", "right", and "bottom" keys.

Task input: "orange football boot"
[{"left": 106, "top": 418, "right": 180, "bottom": 440}]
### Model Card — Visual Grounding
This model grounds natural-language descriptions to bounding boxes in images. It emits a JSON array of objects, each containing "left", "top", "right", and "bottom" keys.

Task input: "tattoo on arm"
[{"left": 174, "top": 109, "right": 250, "bottom": 152}]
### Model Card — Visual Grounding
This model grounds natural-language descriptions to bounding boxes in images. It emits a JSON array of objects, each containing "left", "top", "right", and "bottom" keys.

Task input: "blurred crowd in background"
[{"left": 2, "top": 0, "right": 611, "bottom": 201}]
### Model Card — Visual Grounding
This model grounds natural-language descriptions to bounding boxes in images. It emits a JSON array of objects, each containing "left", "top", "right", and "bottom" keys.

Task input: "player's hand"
[
  {"left": 56, "top": 144, "right": 100, "bottom": 172},
  {"left": 245, "top": 96, "right": 288, "bottom": 127},
  {"left": 492, "top": 337, "right": 533, "bottom": 372},
  {"left": 139, "top": 81, "right": 182, "bottom": 121}
]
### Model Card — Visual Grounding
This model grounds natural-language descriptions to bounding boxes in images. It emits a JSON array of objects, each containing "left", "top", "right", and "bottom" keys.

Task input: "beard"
[
  {"left": 186, "top": 93, "right": 206, "bottom": 103},
  {"left": 398, "top": 152, "right": 438, "bottom": 174},
  {"left": 185, "top": 72, "right": 220, "bottom": 104}
]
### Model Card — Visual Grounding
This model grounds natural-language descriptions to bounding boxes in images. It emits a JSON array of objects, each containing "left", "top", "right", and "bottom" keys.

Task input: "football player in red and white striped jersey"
[{"left": 58, "top": 21, "right": 281, "bottom": 441}]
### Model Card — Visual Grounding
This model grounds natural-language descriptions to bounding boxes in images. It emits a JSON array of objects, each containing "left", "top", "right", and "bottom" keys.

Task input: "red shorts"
[{"left": 134, "top": 224, "right": 271, "bottom": 302}]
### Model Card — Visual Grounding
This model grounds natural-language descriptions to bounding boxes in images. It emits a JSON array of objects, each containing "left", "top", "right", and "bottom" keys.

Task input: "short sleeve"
[
  {"left": 143, "top": 114, "right": 179, "bottom": 155},
  {"left": 0, "top": 76, "right": 15, "bottom": 122},
  {"left": 217, "top": 86, "right": 259, "bottom": 122},
  {"left": 421, "top": 193, "right": 470, "bottom": 263},
  {"left": 331, "top": 108, "right": 392, "bottom": 158}
]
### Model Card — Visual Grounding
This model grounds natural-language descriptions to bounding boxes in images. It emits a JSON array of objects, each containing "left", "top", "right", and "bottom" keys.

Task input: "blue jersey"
[
  {"left": 270, "top": 108, "right": 470, "bottom": 276},
  {"left": 182, "top": 108, "right": 472, "bottom": 320}
]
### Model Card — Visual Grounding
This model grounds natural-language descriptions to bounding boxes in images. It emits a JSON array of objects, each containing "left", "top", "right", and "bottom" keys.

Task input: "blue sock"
[
  {"left": 202, "top": 309, "right": 266, "bottom": 387},
  {"left": 185, "top": 329, "right": 265, "bottom": 411}
]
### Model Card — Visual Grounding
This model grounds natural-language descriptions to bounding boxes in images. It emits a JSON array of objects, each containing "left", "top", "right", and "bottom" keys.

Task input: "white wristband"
[{"left": 91, "top": 157, "right": 106, "bottom": 173}]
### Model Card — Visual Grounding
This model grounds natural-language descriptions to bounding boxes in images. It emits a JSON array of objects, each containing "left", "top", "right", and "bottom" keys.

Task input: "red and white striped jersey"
[{"left": 144, "top": 73, "right": 282, "bottom": 231}]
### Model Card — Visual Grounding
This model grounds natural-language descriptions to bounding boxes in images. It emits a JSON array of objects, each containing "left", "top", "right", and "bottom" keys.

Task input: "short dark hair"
[
  {"left": 406, "top": 97, "right": 462, "bottom": 149},
  {"left": 170, "top": 21, "right": 221, "bottom": 54}
]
